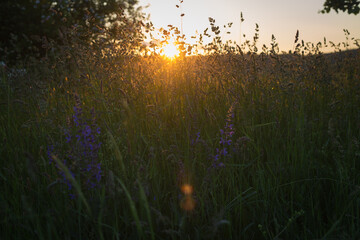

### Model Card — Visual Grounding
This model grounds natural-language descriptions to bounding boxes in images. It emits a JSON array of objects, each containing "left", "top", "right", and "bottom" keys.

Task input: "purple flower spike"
[
  {"left": 209, "top": 104, "right": 236, "bottom": 171},
  {"left": 223, "top": 148, "right": 228, "bottom": 156},
  {"left": 47, "top": 97, "right": 102, "bottom": 199},
  {"left": 83, "top": 125, "right": 91, "bottom": 137}
]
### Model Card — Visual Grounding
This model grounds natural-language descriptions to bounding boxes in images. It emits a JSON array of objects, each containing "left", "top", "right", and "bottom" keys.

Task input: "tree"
[
  {"left": 0, "top": 0, "right": 145, "bottom": 64},
  {"left": 321, "top": 0, "right": 360, "bottom": 15}
]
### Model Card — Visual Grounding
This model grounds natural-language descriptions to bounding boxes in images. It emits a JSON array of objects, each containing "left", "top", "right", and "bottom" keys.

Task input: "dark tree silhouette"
[
  {"left": 0, "top": 0, "right": 145, "bottom": 63},
  {"left": 321, "top": 0, "right": 360, "bottom": 14}
]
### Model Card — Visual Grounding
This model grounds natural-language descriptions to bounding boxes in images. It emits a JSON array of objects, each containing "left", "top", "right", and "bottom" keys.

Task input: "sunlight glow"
[{"left": 161, "top": 41, "right": 179, "bottom": 59}]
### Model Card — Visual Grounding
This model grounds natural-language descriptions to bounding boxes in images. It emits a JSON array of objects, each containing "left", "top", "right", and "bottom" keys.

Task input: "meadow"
[{"left": 1, "top": 20, "right": 360, "bottom": 239}]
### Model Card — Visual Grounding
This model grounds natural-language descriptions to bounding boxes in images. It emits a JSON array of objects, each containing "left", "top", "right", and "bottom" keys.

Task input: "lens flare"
[
  {"left": 180, "top": 184, "right": 195, "bottom": 211},
  {"left": 180, "top": 195, "right": 196, "bottom": 211},
  {"left": 181, "top": 184, "right": 193, "bottom": 195}
]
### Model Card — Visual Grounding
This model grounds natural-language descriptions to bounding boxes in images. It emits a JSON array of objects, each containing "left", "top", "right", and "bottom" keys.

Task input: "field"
[{"left": 1, "top": 24, "right": 360, "bottom": 239}]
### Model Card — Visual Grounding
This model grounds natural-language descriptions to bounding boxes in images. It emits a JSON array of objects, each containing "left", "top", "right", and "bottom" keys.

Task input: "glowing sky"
[{"left": 138, "top": 0, "right": 360, "bottom": 52}]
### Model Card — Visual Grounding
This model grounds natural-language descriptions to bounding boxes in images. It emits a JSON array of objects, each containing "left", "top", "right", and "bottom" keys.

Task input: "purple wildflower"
[
  {"left": 209, "top": 104, "right": 236, "bottom": 170},
  {"left": 191, "top": 131, "right": 201, "bottom": 145},
  {"left": 47, "top": 96, "right": 102, "bottom": 198},
  {"left": 65, "top": 130, "right": 71, "bottom": 143}
]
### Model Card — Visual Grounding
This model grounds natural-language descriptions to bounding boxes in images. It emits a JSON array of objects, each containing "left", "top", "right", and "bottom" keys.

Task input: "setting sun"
[{"left": 161, "top": 41, "right": 179, "bottom": 59}]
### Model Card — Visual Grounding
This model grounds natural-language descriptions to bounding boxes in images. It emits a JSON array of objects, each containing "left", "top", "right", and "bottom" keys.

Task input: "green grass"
[{"left": 1, "top": 38, "right": 360, "bottom": 239}]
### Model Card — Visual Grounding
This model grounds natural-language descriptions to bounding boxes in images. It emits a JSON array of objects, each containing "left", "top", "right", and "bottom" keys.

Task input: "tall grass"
[{"left": 1, "top": 15, "right": 360, "bottom": 239}]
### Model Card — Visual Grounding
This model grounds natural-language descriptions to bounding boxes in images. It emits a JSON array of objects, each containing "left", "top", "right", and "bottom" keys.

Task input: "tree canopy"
[
  {"left": 321, "top": 0, "right": 360, "bottom": 15},
  {"left": 0, "top": 0, "right": 145, "bottom": 63}
]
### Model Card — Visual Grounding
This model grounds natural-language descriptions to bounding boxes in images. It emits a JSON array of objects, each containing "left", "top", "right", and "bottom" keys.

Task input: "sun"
[{"left": 161, "top": 41, "right": 179, "bottom": 59}]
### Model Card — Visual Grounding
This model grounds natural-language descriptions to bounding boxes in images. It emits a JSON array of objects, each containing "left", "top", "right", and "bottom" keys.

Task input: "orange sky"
[{"left": 138, "top": 0, "right": 360, "bottom": 52}]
